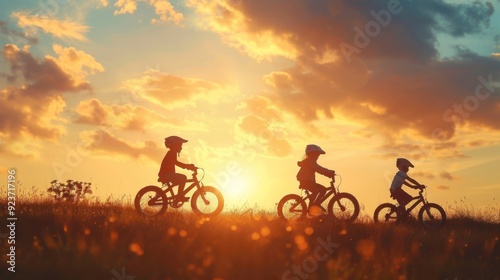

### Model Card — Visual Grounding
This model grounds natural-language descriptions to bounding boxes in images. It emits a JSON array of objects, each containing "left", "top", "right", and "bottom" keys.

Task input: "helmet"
[
  {"left": 164, "top": 136, "right": 187, "bottom": 148},
  {"left": 397, "top": 158, "right": 414, "bottom": 168},
  {"left": 305, "top": 144, "right": 325, "bottom": 155}
]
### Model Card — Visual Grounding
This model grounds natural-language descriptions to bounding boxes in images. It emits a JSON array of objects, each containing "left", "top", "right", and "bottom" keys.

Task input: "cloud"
[
  {"left": 75, "top": 98, "right": 186, "bottom": 130},
  {"left": 436, "top": 185, "right": 451, "bottom": 190},
  {"left": 123, "top": 70, "right": 231, "bottom": 109},
  {"left": 0, "top": 44, "right": 102, "bottom": 157},
  {"left": 49, "top": 44, "right": 104, "bottom": 85},
  {"left": 235, "top": 115, "right": 292, "bottom": 158},
  {"left": 191, "top": 0, "right": 500, "bottom": 150},
  {"left": 0, "top": 20, "right": 38, "bottom": 45},
  {"left": 378, "top": 138, "right": 468, "bottom": 160},
  {"left": 265, "top": 48, "right": 500, "bottom": 144},
  {"left": 113, "top": 0, "right": 183, "bottom": 25},
  {"left": 234, "top": 95, "right": 294, "bottom": 158},
  {"left": 114, "top": 0, "right": 138, "bottom": 15},
  {"left": 187, "top": 0, "right": 298, "bottom": 61},
  {"left": 411, "top": 170, "right": 456, "bottom": 181},
  {"left": 99, "top": 0, "right": 110, "bottom": 7},
  {"left": 12, "top": 12, "right": 89, "bottom": 41},
  {"left": 440, "top": 171, "right": 457, "bottom": 181},
  {"left": 149, "top": 0, "right": 184, "bottom": 25},
  {"left": 189, "top": 0, "right": 494, "bottom": 63},
  {"left": 3, "top": 44, "right": 103, "bottom": 92},
  {"left": 80, "top": 129, "right": 163, "bottom": 163},
  {"left": 412, "top": 171, "right": 436, "bottom": 179}
]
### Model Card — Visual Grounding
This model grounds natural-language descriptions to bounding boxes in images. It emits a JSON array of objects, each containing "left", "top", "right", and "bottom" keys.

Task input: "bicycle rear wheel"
[
  {"left": 134, "top": 185, "right": 168, "bottom": 217},
  {"left": 373, "top": 203, "right": 398, "bottom": 224},
  {"left": 418, "top": 203, "right": 446, "bottom": 229},
  {"left": 327, "top": 193, "right": 360, "bottom": 223},
  {"left": 191, "top": 186, "right": 224, "bottom": 217},
  {"left": 277, "top": 194, "right": 307, "bottom": 220}
]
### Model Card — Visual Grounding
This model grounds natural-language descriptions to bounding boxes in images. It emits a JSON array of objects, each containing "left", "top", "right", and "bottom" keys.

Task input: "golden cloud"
[
  {"left": 75, "top": 98, "right": 186, "bottom": 130},
  {"left": 149, "top": 0, "right": 184, "bottom": 25},
  {"left": 123, "top": 70, "right": 231, "bottom": 109},
  {"left": 189, "top": 0, "right": 500, "bottom": 154},
  {"left": 235, "top": 115, "right": 292, "bottom": 158},
  {"left": 99, "top": 0, "right": 109, "bottom": 7},
  {"left": 234, "top": 95, "right": 299, "bottom": 158},
  {"left": 12, "top": 12, "right": 89, "bottom": 40},
  {"left": 187, "top": 0, "right": 298, "bottom": 61},
  {"left": 48, "top": 44, "right": 104, "bottom": 86},
  {"left": 80, "top": 129, "right": 163, "bottom": 163},
  {"left": 114, "top": 0, "right": 137, "bottom": 15},
  {"left": 0, "top": 44, "right": 102, "bottom": 157},
  {"left": 113, "top": 0, "right": 183, "bottom": 25}
]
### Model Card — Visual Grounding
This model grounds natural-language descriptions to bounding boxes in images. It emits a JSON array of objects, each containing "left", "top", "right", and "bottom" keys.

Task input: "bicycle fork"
[
  {"left": 198, "top": 186, "right": 211, "bottom": 206},
  {"left": 422, "top": 204, "right": 436, "bottom": 220}
]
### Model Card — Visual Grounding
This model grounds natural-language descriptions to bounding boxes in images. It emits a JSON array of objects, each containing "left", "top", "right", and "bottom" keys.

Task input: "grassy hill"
[{"left": 0, "top": 200, "right": 499, "bottom": 280}]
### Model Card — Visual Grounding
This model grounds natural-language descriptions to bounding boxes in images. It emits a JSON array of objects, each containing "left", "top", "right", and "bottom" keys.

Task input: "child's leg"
[
  {"left": 309, "top": 183, "right": 327, "bottom": 211},
  {"left": 169, "top": 173, "right": 187, "bottom": 196},
  {"left": 316, "top": 184, "right": 327, "bottom": 204},
  {"left": 394, "top": 189, "right": 412, "bottom": 218}
]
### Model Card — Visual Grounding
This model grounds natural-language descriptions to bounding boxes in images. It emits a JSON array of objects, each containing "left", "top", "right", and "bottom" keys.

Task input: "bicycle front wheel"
[
  {"left": 191, "top": 186, "right": 224, "bottom": 217},
  {"left": 418, "top": 203, "right": 446, "bottom": 229},
  {"left": 277, "top": 194, "right": 307, "bottom": 220},
  {"left": 373, "top": 203, "right": 398, "bottom": 224},
  {"left": 134, "top": 185, "right": 168, "bottom": 217},
  {"left": 327, "top": 193, "right": 360, "bottom": 223}
]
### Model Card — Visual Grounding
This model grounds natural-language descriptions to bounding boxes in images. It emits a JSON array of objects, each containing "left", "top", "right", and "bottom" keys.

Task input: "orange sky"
[{"left": 1, "top": 0, "right": 499, "bottom": 215}]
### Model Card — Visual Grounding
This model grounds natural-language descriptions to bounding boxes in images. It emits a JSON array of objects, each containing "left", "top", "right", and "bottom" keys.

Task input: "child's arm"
[
  {"left": 315, "top": 163, "right": 335, "bottom": 178},
  {"left": 403, "top": 174, "right": 423, "bottom": 189},
  {"left": 176, "top": 160, "right": 195, "bottom": 170}
]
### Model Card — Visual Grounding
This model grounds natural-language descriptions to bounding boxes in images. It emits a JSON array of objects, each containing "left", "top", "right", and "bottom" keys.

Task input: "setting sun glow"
[{"left": 0, "top": 0, "right": 499, "bottom": 216}]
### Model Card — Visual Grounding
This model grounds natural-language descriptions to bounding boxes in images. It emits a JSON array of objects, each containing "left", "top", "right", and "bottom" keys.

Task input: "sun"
[{"left": 226, "top": 176, "right": 249, "bottom": 198}]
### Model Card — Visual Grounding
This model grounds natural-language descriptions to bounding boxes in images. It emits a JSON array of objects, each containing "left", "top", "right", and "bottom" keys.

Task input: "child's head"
[
  {"left": 396, "top": 158, "right": 414, "bottom": 172},
  {"left": 165, "top": 136, "right": 188, "bottom": 153},
  {"left": 305, "top": 144, "right": 325, "bottom": 160}
]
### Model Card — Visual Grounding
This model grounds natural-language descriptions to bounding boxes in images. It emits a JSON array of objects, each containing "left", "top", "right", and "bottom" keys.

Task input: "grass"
[{"left": 0, "top": 196, "right": 499, "bottom": 280}]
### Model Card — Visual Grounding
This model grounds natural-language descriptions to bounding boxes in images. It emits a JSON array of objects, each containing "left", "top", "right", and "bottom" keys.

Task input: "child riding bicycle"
[
  {"left": 296, "top": 144, "right": 335, "bottom": 213},
  {"left": 390, "top": 158, "right": 425, "bottom": 216},
  {"left": 158, "top": 136, "right": 196, "bottom": 201}
]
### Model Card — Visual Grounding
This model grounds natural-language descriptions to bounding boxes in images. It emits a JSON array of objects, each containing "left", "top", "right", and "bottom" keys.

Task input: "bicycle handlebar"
[
  {"left": 329, "top": 174, "right": 342, "bottom": 188},
  {"left": 418, "top": 185, "right": 426, "bottom": 194},
  {"left": 191, "top": 166, "right": 206, "bottom": 181}
]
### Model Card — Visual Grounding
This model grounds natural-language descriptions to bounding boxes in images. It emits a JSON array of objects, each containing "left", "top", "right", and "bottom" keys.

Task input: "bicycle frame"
[
  {"left": 158, "top": 170, "right": 213, "bottom": 205},
  {"left": 162, "top": 173, "right": 203, "bottom": 197},
  {"left": 301, "top": 181, "right": 338, "bottom": 205},
  {"left": 399, "top": 189, "right": 426, "bottom": 214}
]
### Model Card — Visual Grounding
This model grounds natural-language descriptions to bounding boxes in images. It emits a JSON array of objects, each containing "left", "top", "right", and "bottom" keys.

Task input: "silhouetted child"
[
  {"left": 390, "top": 158, "right": 424, "bottom": 215},
  {"left": 297, "top": 144, "right": 335, "bottom": 212},
  {"left": 158, "top": 136, "right": 195, "bottom": 200}
]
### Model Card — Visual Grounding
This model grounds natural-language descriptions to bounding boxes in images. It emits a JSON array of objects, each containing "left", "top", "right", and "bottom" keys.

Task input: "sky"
[{"left": 0, "top": 0, "right": 499, "bottom": 215}]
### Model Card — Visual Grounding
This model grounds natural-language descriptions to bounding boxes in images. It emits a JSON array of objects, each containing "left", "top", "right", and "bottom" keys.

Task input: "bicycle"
[
  {"left": 373, "top": 186, "right": 446, "bottom": 229},
  {"left": 134, "top": 167, "right": 224, "bottom": 218},
  {"left": 277, "top": 175, "right": 360, "bottom": 223}
]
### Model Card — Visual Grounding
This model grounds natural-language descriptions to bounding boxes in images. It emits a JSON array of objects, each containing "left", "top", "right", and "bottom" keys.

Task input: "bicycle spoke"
[
  {"left": 277, "top": 194, "right": 307, "bottom": 220},
  {"left": 374, "top": 203, "right": 398, "bottom": 224},
  {"left": 135, "top": 186, "right": 168, "bottom": 217},
  {"left": 418, "top": 203, "right": 446, "bottom": 229},
  {"left": 328, "top": 193, "right": 360, "bottom": 223},
  {"left": 191, "top": 186, "right": 224, "bottom": 217}
]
